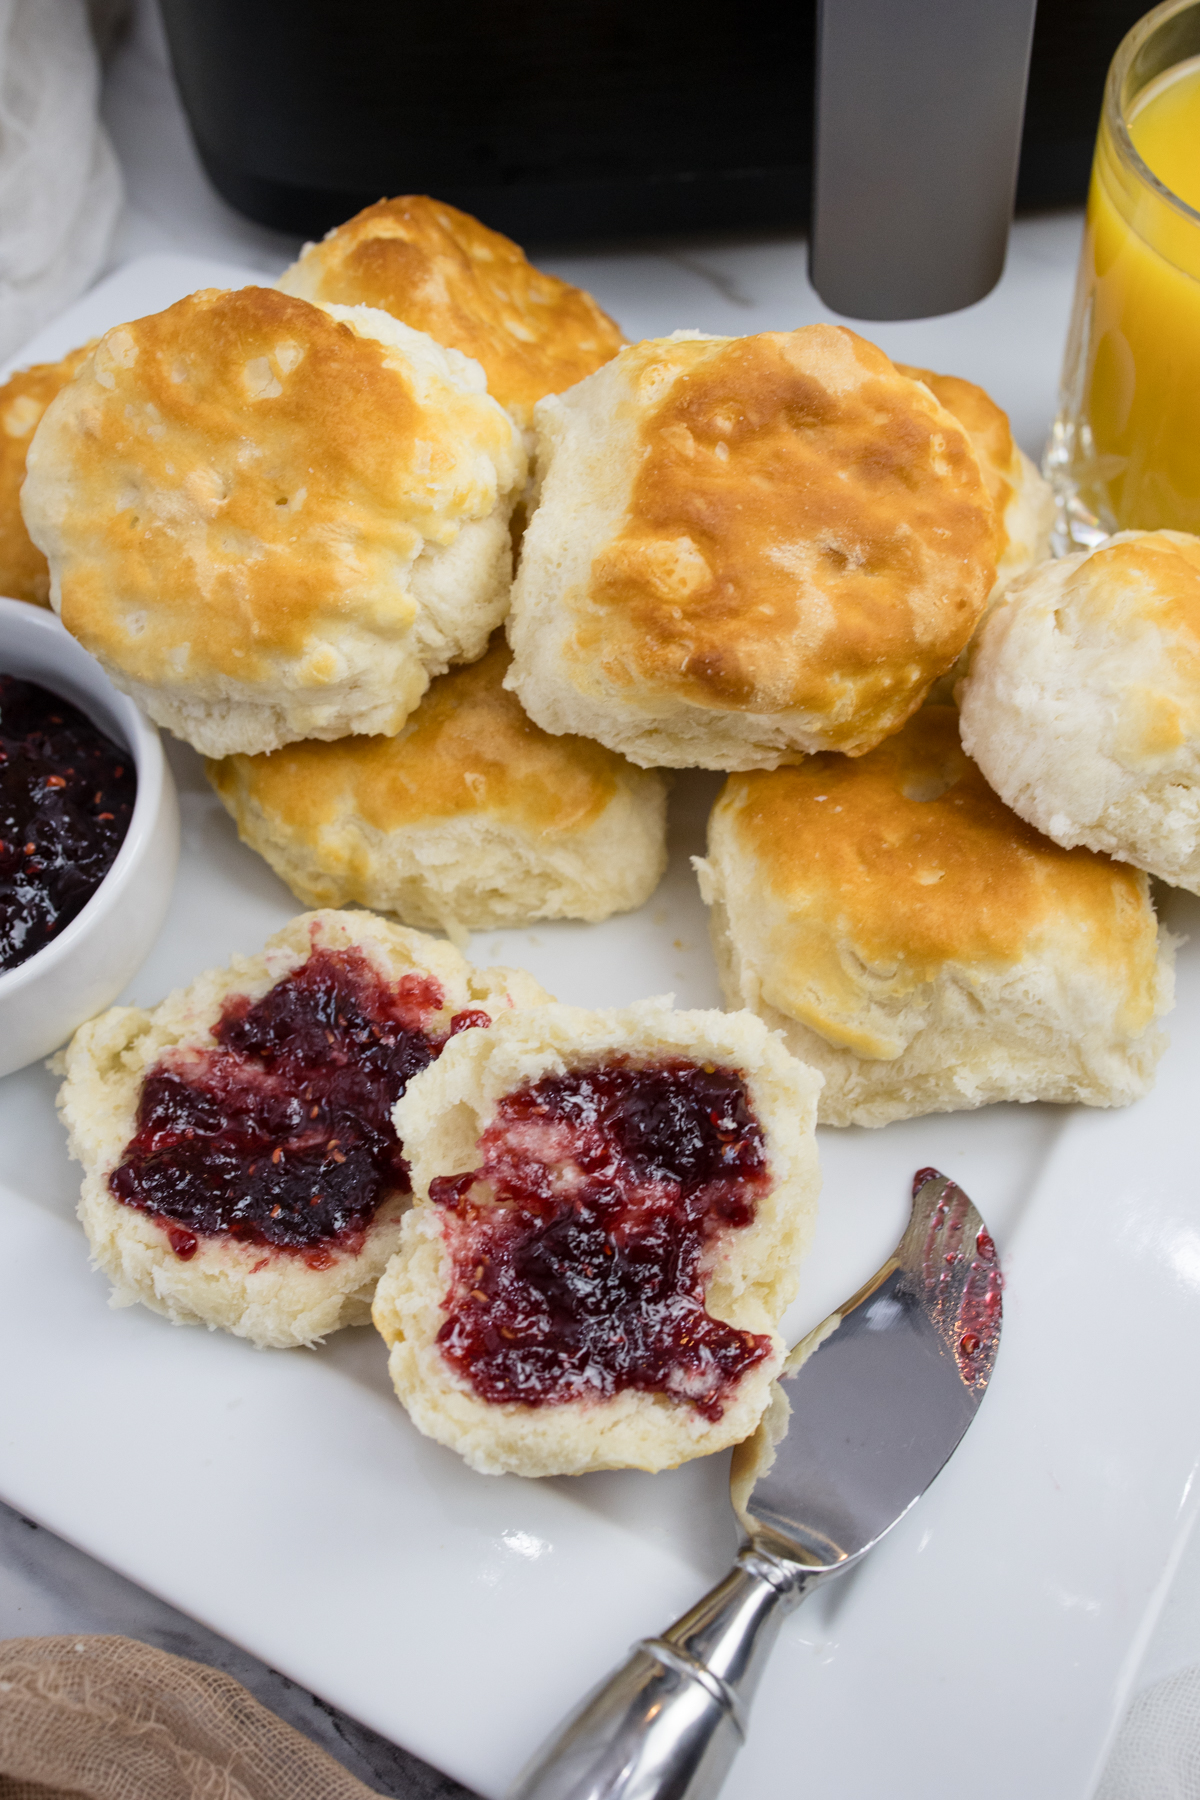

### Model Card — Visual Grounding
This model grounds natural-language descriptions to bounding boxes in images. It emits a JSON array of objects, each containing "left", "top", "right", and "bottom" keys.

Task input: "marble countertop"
[
  {"left": 5, "top": 5, "right": 1200, "bottom": 1797},
  {"left": 0, "top": 1498, "right": 469, "bottom": 1798}
]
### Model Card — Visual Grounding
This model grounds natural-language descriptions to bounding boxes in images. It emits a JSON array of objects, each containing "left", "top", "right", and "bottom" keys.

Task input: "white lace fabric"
[
  {"left": 0, "top": 0, "right": 122, "bottom": 364},
  {"left": 1097, "top": 1667, "right": 1200, "bottom": 1800}
]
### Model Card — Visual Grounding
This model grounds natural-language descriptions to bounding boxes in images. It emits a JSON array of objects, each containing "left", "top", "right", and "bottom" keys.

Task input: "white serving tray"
[{"left": 2, "top": 256, "right": 1200, "bottom": 1800}]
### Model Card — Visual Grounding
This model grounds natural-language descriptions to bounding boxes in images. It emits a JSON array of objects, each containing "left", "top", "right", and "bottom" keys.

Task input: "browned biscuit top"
[
  {"left": 0, "top": 345, "right": 92, "bottom": 606},
  {"left": 207, "top": 637, "right": 625, "bottom": 838},
  {"left": 22, "top": 287, "right": 517, "bottom": 687},
  {"left": 896, "top": 364, "right": 1017, "bottom": 548},
  {"left": 715, "top": 706, "right": 1160, "bottom": 1051},
  {"left": 1053, "top": 531, "right": 1200, "bottom": 762},
  {"left": 582, "top": 328, "right": 999, "bottom": 747},
  {"left": 279, "top": 196, "right": 625, "bottom": 425},
  {"left": 1069, "top": 530, "right": 1200, "bottom": 655}
]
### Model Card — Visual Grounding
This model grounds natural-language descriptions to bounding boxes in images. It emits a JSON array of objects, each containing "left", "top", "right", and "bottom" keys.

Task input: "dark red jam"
[
  {"left": 914, "top": 1169, "right": 1003, "bottom": 1388},
  {"left": 109, "top": 945, "right": 478, "bottom": 1262},
  {"left": 0, "top": 674, "right": 136, "bottom": 974},
  {"left": 432, "top": 1060, "right": 774, "bottom": 1421}
]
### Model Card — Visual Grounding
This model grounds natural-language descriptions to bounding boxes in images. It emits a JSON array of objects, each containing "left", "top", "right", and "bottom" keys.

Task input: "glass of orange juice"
[{"left": 1046, "top": 0, "right": 1200, "bottom": 548}]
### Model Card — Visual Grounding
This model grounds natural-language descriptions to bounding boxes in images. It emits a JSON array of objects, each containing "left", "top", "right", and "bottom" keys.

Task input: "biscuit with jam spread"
[
  {"left": 696, "top": 706, "right": 1174, "bottom": 1126},
  {"left": 373, "top": 998, "right": 822, "bottom": 1476},
  {"left": 279, "top": 196, "right": 625, "bottom": 434},
  {"left": 206, "top": 637, "right": 667, "bottom": 937},
  {"left": 21, "top": 288, "right": 525, "bottom": 758},
  {"left": 57, "top": 909, "right": 550, "bottom": 1349},
  {"left": 506, "top": 328, "right": 999, "bottom": 770}
]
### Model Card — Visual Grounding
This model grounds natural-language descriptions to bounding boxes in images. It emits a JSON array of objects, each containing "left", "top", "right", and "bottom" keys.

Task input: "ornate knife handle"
[{"left": 507, "top": 1547, "right": 825, "bottom": 1800}]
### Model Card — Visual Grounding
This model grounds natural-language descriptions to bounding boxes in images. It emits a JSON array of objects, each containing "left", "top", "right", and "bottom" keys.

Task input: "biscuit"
[
  {"left": 278, "top": 196, "right": 625, "bottom": 433},
  {"left": 206, "top": 637, "right": 668, "bottom": 938},
  {"left": 897, "top": 366, "right": 1055, "bottom": 595},
  {"left": 696, "top": 706, "right": 1173, "bottom": 1127},
  {"left": 959, "top": 531, "right": 1200, "bottom": 894},
  {"left": 0, "top": 345, "right": 92, "bottom": 606},
  {"left": 21, "top": 288, "right": 525, "bottom": 758},
  {"left": 505, "top": 328, "right": 999, "bottom": 770},
  {"left": 57, "top": 909, "right": 550, "bottom": 1349},
  {"left": 372, "top": 998, "right": 822, "bottom": 1476}
]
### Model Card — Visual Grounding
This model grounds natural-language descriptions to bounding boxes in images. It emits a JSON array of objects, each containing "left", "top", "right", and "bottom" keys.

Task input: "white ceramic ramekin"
[{"left": 0, "top": 597, "right": 180, "bottom": 1076}]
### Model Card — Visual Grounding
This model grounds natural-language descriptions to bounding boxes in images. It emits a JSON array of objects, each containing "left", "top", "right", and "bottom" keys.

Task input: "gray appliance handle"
[{"left": 810, "top": 0, "right": 1039, "bottom": 320}]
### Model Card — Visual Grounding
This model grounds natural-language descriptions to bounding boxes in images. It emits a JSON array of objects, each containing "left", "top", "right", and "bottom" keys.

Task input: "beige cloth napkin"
[{"left": 0, "top": 1635, "right": 385, "bottom": 1800}]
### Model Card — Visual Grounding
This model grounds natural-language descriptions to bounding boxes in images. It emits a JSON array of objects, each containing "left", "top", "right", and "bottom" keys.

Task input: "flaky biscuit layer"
[
  {"left": 960, "top": 531, "right": 1200, "bottom": 893},
  {"left": 697, "top": 707, "right": 1174, "bottom": 1126}
]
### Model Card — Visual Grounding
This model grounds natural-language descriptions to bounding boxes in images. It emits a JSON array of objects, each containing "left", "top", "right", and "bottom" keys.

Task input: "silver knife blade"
[{"left": 731, "top": 1167, "right": 1003, "bottom": 1572}]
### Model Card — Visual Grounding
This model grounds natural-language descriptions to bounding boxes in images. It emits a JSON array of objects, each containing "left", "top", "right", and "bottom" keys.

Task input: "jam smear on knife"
[{"left": 432, "top": 1060, "right": 774, "bottom": 1420}]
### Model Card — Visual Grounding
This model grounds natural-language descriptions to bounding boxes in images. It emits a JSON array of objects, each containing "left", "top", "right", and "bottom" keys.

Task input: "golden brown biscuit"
[
  {"left": 56, "top": 909, "right": 550, "bottom": 1349},
  {"left": 506, "top": 328, "right": 1000, "bottom": 770},
  {"left": 959, "top": 531, "right": 1200, "bottom": 893},
  {"left": 278, "top": 196, "right": 625, "bottom": 431},
  {"left": 206, "top": 636, "right": 668, "bottom": 937},
  {"left": 373, "top": 998, "right": 822, "bottom": 1476},
  {"left": 0, "top": 344, "right": 92, "bottom": 605},
  {"left": 21, "top": 288, "right": 525, "bottom": 758},
  {"left": 897, "top": 366, "right": 1055, "bottom": 593},
  {"left": 696, "top": 706, "right": 1173, "bottom": 1125}
]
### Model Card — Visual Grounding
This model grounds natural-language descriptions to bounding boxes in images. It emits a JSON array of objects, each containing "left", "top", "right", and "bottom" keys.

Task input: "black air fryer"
[
  {"left": 157, "top": 0, "right": 1145, "bottom": 317},
  {"left": 157, "top": 0, "right": 1143, "bottom": 240}
]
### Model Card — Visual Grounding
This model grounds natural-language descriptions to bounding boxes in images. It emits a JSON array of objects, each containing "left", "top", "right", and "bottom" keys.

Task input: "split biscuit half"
[
  {"left": 57, "top": 909, "right": 549, "bottom": 1348},
  {"left": 373, "top": 999, "right": 822, "bottom": 1476}
]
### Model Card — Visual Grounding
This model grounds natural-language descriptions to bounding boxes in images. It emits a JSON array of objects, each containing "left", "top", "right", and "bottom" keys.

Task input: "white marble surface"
[
  {"left": 0, "top": 1499, "right": 471, "bottom": 1797},
  {"left": 5, "top": 4, "right": 1200, "bottom": 1795}
]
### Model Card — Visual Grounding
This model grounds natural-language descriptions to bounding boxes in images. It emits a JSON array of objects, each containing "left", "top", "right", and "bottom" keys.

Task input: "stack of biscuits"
[
  {"left": 16, "top": 193, "right": 1193, "bottom": 1477},
  {"left": 16, "top": 199, "right": 665, "bottom": 943},
  {"left": 11, "top": 192, "right": 1178, "bottom": 1130}
]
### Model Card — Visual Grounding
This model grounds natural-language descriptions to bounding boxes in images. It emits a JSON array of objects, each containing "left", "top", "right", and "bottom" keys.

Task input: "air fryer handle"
[{"left": 810, "top": 0, "right": 1039, "bottom": 321}]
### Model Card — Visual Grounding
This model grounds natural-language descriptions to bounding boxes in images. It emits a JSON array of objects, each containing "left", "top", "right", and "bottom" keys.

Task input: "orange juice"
[{"left": 1067, "top": 52, "right": 1200, "bottom": 533}]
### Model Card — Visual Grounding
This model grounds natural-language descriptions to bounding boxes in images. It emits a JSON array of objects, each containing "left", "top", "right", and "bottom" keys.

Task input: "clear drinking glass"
[{"left": 1045, "top": 0, "right": 1200, "bottom": 550}]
